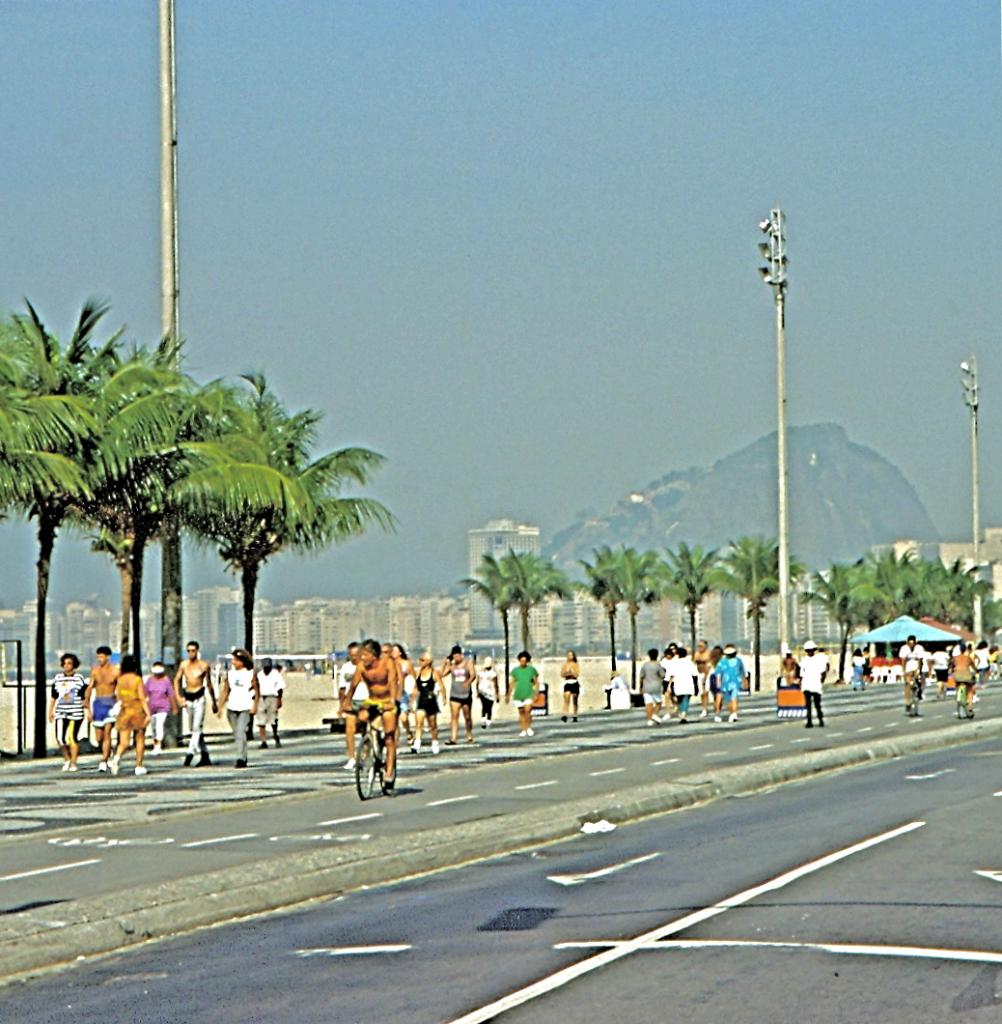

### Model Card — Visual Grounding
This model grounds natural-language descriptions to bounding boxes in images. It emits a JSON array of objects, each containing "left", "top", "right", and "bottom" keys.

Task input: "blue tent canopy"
[{"left": 852, "top": 615, "right": 960, "bottom": 645}]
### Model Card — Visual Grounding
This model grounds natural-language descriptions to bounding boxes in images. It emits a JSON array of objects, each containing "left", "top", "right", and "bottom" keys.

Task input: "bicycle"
[
  {"left": 905, "top": 674, "right": 922, "bottom": 717},
  {"left": 355, "top": 712, "right": 391, "bottom": 800},
  {"left": 955, "top": 678, "right": 975, "bottom": 720}
]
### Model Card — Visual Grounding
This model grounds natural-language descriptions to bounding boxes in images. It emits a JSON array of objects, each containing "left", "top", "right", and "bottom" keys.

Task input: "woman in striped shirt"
[{"left": 48, "top": 653, "right": 87, "bottom": 772}]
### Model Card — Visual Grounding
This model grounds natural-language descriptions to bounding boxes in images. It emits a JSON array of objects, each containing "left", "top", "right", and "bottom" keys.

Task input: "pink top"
[{"left": 144, "top": 676, "right": 174, "bottom": 714}]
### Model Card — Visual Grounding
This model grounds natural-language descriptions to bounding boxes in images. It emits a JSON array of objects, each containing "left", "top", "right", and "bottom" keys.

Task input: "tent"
[{"left": 852, "top": 615, "right": 961, "bottom": 645}]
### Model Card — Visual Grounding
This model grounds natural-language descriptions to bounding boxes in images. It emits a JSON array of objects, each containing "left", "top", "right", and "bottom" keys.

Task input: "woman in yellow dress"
[{"left": 109, "top": 654, "right": 151, "bottom": 776}]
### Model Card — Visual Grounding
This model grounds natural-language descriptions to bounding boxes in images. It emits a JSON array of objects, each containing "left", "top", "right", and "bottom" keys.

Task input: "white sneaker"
[
  {"left": 700, "top": 710, "right": 708, "bottom": 719},
  {"left": 135, "top": 766, "right": 148, "bottom": 776},
  {"left": 647, "top": 719, "right": 656, "bottom": 727},
  {"left": 151, "top": 745, "right": 162, "bottom": 756},
  {"left": 728, "top": 712, "right": 738, "bottom": 723},
  {"left": 714, "top": 715, "right": 722, "bottom": 723},
  {"left": 98, "top": 760, "right": 108, "bottom": 773},
  {"left": 526, "top": 728, "right": 535, "bottom": 737},
  {"left": 61, "top": 761, "right": 71, "bottom": 772},
  {"left": 342, "top": 758, "right": 355, "bottom": 771},
  {"left": 413, "top": 736, "right": 422, "bottom": 753},
  {"left": 519, "top": 730, "right": 528, "bottom": 737},
  {"left": 109, "top": 755, "right": 121, "bottom": 776},
  {"left": 67, "top": 763, "right": 79, "bottom": 772},
  {"left": 431, "top": 740, "right": 440, "bottom": 755}
]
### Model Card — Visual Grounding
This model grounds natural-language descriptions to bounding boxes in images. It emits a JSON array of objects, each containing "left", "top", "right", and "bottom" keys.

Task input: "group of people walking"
[
  {"left": 638, "top": 642, "right": 751, "bottom": 725},
  {"left": 48, "top": 642, "right": 286, "bottom": 774}
]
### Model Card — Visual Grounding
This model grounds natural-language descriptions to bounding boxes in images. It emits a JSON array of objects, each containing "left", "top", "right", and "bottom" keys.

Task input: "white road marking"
[
  {"left": 445, "top": 820, "right": 925, "bottom": 1024},
  {"left": 790, "top": 738, "right": 810, "bottom": 744},
  {"left": 749, "top": 744, "right": 773, "bottom": 751},
  {"left": 856, "top": 727, "right": 873, "bottom": 733},
  {"left": 553, "top": 939, "right": 1002, "bottom": 964},
  {"left": 426, "top": 795, "right": 479, "bottom": 808},
  {"left": 515, "top": 780, "right": 557, "bottom": 791},
  {"left": 905, "top": 769, "right": 956, "bottom": 781},
  {"left": 827, "top": 732, "right": 844, "bottom": 737},
  {"left": 974, "top": 870, "right": 1002, "bottom": 884},
  {"left": 703, "top": 751, "right": 727, "bottom": 758},
  {"left": 269, "top": 833, "right": 372, "bottom": 843},
  {"left": 295, "top": 945, "right": 411, "bottom": 957},
  {"left": 0, "top": 858, "right": 101, "bottom": 883},
  {"left": 180, "top": 833, "right": 258, "bottom": 848},
  {"left": 548, "top": 853, "right": 660, "bottom": 887},
  {"left": 650, "top": 758, "right": 680, "bottom": 766},
  {"left": 589, "top": 768, "right": 625, "bottom": 777},
  {"left": 316, "top": 812, "right": 383, "bottom": 826},
  {"left": 48, "top": 836, "right": 174, "bottom": 849}
]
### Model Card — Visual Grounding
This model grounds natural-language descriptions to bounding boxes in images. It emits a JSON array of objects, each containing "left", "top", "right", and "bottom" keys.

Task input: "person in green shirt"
[{"left": 507, "top": 650, "right": 539, "bottom": 738}]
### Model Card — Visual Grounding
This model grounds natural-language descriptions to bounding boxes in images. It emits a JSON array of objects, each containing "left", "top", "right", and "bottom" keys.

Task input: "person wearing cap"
[
  {"left": 715, "top": 645, "right": 747, "bottom": 723},
  {"left": 799, "top": 641, "right": 829, "bottom": 728},
  {"left": 476, "top": 655, "right": 500, "bottom": 728},
  {"left": 144, "top": 661, "right": 177, "bottom": 755},
  {"left": 256, "top": 657, "right": 285, "bottom": 749}
]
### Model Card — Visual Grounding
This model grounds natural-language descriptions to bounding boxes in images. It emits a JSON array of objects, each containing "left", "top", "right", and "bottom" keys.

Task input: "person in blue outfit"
[{"left": 714, "top": 644, "right": 748, "bottom": 723}]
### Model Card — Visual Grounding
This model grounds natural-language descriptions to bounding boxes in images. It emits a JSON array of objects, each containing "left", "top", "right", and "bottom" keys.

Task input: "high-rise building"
[{"left": 467, "top": 519, "right": 540, "bottom": 636}]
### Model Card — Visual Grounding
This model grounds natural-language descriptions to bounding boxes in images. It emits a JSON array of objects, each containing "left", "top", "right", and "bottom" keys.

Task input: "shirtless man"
[
  {"left": 84, "top": 645, "right": 119, "bottom": 772},
  {"left": 693, "top": 640, "right": 712, "bottom": 719},
  {"left": 348, "top": 638, "right": 402, "bottom": 791},
  {"left": 173, "top": 640, "right": 217, "bottom": 767}
]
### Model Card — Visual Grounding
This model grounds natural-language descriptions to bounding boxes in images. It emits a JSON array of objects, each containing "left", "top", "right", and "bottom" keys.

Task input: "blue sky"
[{"left": 1, "top": 0, "right": 1000, "bottom": 606}]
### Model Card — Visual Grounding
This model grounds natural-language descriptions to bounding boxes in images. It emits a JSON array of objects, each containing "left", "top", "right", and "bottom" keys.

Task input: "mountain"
[{"left": 547, "top": 423, "right": 939, "bottom": 570}]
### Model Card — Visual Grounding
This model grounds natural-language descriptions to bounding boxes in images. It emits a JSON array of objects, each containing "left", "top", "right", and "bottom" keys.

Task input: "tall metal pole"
[
  {"left": 159, "top": 0, "right": 183, "bottom": 671},
  {"left": 759, "top": 209, "right": 790, "bottom": 654},
  {"left": 962, "top": 357, "right": 982, "bottom": 639}
]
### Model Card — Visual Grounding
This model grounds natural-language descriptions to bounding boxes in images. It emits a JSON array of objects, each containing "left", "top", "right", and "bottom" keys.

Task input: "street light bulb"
[
  {"left": 758, "top": 242, "right": 771, "bottom": 258},
  {"left": 960, "top": 361, "right": 970, "bottom": 372},
  {"left": 759, "top": 219, "right": 772, "bottom": 232},
  {"left": 759, "top": 267, "right": 772, "bottom": 282}
]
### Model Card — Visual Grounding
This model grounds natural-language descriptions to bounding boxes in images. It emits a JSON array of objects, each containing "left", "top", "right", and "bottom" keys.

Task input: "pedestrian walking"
[
  {"left": 174, "top": 640, "right": 217, "bottom": 767},
  {"left": 144, "top": 661, "right": 177, "bottom": 755},
  {"left": 931, "top": 648, "right": 950, "bottom": 699},
  {"left": 659, "top": 644, "right": 678, "bottom": 716},
  {"left": 507, "top": 650, "right": 539, "bottom": 737},
  {"left": 715, "top": 645, "right": 747, "bottom": 723},
  {"left": 256, "top": 657, "right": 285, "bottom": 749},
  {"left": 338, "top": 642, "right": 364, "bottom": 770},
  {"left": 84, "top": 645, "right": 119, "bottom": 772},
  {"left": 392, "top": 644, "right": 417, "bottom": 747},
  {"left": 666, "top": 647, "right": 699, "bottom": 723},
  {"left": 975, "top": 640, "right": 990, "bottom": 692},
  {"left": 708, "top": 644, "right": 724, "bottom": 719},
  {"left": 799, "top": 641, "right": 828, "bottom": 728},
  {"left": 441, "top": 645, "right": 476, "bottom": 745},
  {"left": 218, "top": 648, "right": 260, "bottom": 768},
  {"left": 477, "top": 656, "right": 500, "bottom": 728},
  {"left": 413, "top": 650, "right": 446, "bottom": 753},
  {"left": 560, "top": 650, "right": 581, "bottom": 722},
  {"left": 850, "top": 648, "right": 867, "bottom": 691},
  {"left": 109, "top": 655, "right": 151, "bottom": 776},
  {"left": 49, "top": 653, "right": 87, "bottom": 772},
  {"left": 693, "top": 640, "right": 712, "bottom": 719},
  {"left": 639, "top": 649, "right": 666, "bottom": 725}
]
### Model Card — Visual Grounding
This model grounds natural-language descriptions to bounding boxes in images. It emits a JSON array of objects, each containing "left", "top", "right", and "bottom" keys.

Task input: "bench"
[{"left": 322, "top": 717, "right": 346, "bottom": 734}]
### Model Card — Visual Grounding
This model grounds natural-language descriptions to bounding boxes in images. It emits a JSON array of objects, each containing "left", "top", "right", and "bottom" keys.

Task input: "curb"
[{"left": 2, "top": 715, "right": 999, "bottom": 984}]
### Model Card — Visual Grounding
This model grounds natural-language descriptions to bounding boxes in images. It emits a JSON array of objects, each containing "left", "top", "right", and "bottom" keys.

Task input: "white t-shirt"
[
  {"left": 898, "top": 644, "right": 928, "bottom": 673},
  {"left": 975, "top": 647, "right": 990, "bottom": 671},
  {"left": 799, "top": 652, "right": 829, "bottom": 693},
  {"left": 931, "top": 650, "right": 950, "bottom": 673},
  {"left": 257, "top": 668, "right": 285, "bottom": 698},
  {"left": 665, "top": 656, "right": 698, "bottom": 696},
  {"left": 477, "top": 668, "right": 499, "bottom": 698},
  {"left": 338, "top": 660, "right": 368, "bottom": 701},
  {"left": 226, "top": 667, "right": 256, "bottom": 713}
]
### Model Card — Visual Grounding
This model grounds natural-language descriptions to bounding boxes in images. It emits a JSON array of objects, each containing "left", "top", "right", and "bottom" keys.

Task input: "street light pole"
[
  {"left": 961, "top": 357, "right": 982, "bottom": 639},
  {"left": 759, "top": 208, "right": 791, "bottom": 654},
  {"left": 159, "top": 0, "right": 183, "bottom": 672}
]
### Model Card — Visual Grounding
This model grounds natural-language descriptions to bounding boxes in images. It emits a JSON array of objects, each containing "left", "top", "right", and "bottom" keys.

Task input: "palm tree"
[
  {"left": 463, "top": 552, "right": 518, "bottom": 691},
  {"left": 715, "top": 536, "right": 803, "bottom": 692},
  {"left": 580, "top": 545, "right": 624, "bottom": 672},
  {"left": 806, "top": 563, "right": 881, "bottom": 682},
  {"left": 90, "top": 529, "right": 135, "bottom": 655},
  {"left": 0, "top": 301, "right": 116, "bottom": 756},
  {"left": 663, "top": 542, "right": 719, "bottom": 651},
  {"left": 610, "top": 547, "right": 661, "bottom": 689},
  {"left": 505, "top": 550, "right": 571, "bottom": 651},
  {"left": 180, "top": 375, "right": 392, "bottom": 652}
]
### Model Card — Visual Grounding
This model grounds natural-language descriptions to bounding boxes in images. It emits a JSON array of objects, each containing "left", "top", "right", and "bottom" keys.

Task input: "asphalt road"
[
  {"left": 3, "top": 734, "right": 1000, "bottom": 1023},
  {"left": 0, "top": 683, "right": 985, "bottom": 914}
]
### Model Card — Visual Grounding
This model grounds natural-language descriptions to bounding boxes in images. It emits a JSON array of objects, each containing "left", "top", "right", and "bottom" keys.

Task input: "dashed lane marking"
[
  {"left": 180, "top": 833, "right": 258, "bottom": 848},
  {"left": 48, "top": 836, "right": 175, "bottom": 849},
  {"left": 589, "top": 768, "right": 625, "bottom": 777},
  {"left": 295, "top": 945, "right": 411, "bottom": 957},
  {"left": 703, "top": 751, "right": 727, "bottom": 758},
  {"left": 515, "top": 780, "right": 557, "bottom": 791},
  {"left": 905, "top": 769, "right": 956, "bottom": 781},
  {"left": 269, "top": 833, "right": 372, "bottom": 843},
  {"left": 426, "top": 795, "right": 479, "bottom": 808},
  {"left": 975, "top": 869, "right": 1002, "bottom": 883},
  {"left": 650, "top": 758, "right": 680, "bottom": 766},
  {"left": 445, "top": 820, "right": 925, "bottom": 1024},
  {"left": 0, "top": 858, "right": 101, "bottom": 883},
  {"left": 749, "top": 744, "right": 773, "bottom": 751},
  {"left": 316, "top": 812, "right": 383, "bottom": 826},
  {"left": 856, "top": 727, "right": 873, "bottom": 733},
  {"left": 790, "top": 738, "right": 810, "bottom": 744},
  {"left": 548, "top": 853, "right": 660, "bottom": 887}
]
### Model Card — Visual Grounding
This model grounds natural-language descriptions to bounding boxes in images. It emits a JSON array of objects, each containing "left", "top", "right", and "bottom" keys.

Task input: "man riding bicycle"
[
  {"left": 347, "top": 638, "right": 402, "bottom": 791},
  {"left": 898, "top": 634, "right": 928, "bottom": 717}
]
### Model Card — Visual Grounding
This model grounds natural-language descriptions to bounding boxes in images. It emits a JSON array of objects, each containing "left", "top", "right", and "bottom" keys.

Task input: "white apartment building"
[{"left": 467, "top": 519, "right": 540, "bottom": 636}]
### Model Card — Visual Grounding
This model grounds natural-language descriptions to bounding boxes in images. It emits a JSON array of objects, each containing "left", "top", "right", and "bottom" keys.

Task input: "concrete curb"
[{"left": 2, "top": 716, "right": 999, "bottom": 984}]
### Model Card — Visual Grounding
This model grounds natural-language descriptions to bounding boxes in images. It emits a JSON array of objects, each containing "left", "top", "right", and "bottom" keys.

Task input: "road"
[
  {"left": 0, "top": 683, "right": 985, "bottom": 913},
  {"left": 2, "top": 732, "right": 1000, "bottom": 1023}
]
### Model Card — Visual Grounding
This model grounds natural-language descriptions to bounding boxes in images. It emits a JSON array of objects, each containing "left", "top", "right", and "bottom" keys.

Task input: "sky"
[{"left": 1, "top": 0, "right": 1000, "bottom": 608}]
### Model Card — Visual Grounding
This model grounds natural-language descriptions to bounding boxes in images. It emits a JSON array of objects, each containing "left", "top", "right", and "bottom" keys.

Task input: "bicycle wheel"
[{"left": 355, "top": 731, "right": 378, "bottom": 800}]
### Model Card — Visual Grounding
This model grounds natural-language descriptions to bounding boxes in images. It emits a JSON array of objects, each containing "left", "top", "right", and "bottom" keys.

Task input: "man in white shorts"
[
  {"left": 640, "top": 648, "right": 666, "bottom": 725},
  {"left": 338, "top": 643, "right": 364, "bottom": 769},
  {"left": 256, "top": 657, "right": 285, "bottom": 748}
]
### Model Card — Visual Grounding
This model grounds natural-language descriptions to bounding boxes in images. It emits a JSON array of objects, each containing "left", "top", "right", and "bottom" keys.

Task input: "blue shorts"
[
  {"left": 721, "top": 685, "right": 740, "bottom": 701},
  {"left": 92, "top": 696, "right": 116, "bottom": 727}
]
